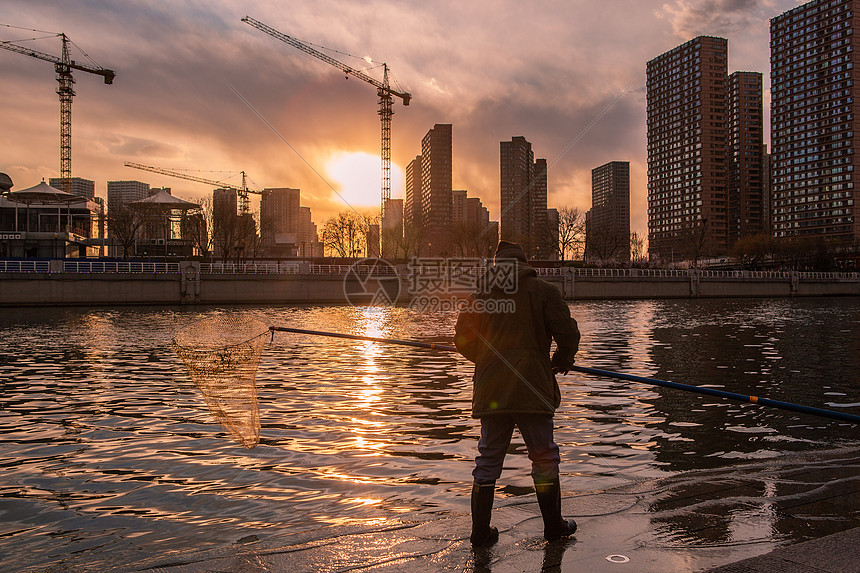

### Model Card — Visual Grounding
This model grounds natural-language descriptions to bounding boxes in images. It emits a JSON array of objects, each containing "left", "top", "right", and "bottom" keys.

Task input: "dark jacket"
[{"left": 454, "top": 260, "right": 580, "bottom": 418}]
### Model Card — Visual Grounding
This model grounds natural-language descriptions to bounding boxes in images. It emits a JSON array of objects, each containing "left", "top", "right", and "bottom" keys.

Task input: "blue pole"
[{"left": 269, "top": 326, "right": 860, "bottom": 425}]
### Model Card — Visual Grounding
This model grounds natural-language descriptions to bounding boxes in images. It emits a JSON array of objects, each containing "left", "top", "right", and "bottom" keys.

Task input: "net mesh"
[{"left": 173, "top": 315, "right": 269, "bottom": 448}]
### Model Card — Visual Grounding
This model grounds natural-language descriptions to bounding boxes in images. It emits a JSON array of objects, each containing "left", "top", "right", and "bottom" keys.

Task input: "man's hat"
[{"left": 494, "top": 240, "right": 527, "bottom": 263}]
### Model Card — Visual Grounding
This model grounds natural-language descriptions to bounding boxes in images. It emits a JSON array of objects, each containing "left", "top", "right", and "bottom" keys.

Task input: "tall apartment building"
[
  {"left": 298, "top": 206, "right": 320, "bottom": 257},
  {"left": 770, "top": 0, "right": 859, "bottom": 244},
  {"left": 404, "top": 155, "right": 422, "bottom": 229},
  {"left": 213, "top": 188, "right": 238, "bottom": 216},
  {"left": 420, "top": 124, "right": 453, "bottom": 256},
  {"left": 646, "top": 36, "right": 730, "bottom": 261},
  {"left": 49, "top": 177, "right": 95, "bottom": 200},
  {"left": 727, "top": 71, "right": 765, "bottom": 244},
  {"left": 587, "top": 161, "right": 631, "bottom": 262},
  {"left": 260, "top": 187, "right": 301, "bottom": 247},
  {"left": 107, "top": 180, "right": 150, "bottom": 212},
  {"left": 452, "top": 189, "right": 468, "bottom": 225},
  {"left": 465, "top": 196, "right": 490, "bottom": 229},
  {"left": 500, "top": 136, "right": 549, "bottom": 257}
]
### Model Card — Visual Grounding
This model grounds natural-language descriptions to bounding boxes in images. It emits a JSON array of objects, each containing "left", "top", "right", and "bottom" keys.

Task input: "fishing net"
[{"left": 173, "top": 315, "right": 270, "bottom": 448}]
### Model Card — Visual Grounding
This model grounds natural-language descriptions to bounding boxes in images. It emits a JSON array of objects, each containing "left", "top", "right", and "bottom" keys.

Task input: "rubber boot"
[
  {"left": 470, "top": 481, "right": 499, "bottom": 546},
  {"left": 534, "top": 477, "right": 577, "bottom": 542}
]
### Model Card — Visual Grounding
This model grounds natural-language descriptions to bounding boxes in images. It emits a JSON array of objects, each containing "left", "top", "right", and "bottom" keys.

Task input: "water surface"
[{"left": 0, "top": 298, "right": 857, "bottom": 570}]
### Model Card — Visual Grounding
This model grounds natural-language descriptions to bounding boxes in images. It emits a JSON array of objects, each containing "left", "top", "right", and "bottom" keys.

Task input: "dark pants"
[{"left": 472, "top": 414, "right": 560, "bottom": 485}]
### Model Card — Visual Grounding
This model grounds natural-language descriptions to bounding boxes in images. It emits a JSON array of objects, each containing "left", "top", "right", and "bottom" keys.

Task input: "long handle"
[{"left": 269, "top": 326, "right": 860, "bottom": 425}]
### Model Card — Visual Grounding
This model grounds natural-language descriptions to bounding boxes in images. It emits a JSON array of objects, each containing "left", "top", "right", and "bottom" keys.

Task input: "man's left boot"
[
  {"left": 470, "top": 481, "right": 499, "bottom": 546},
  {"left": 534, "top": 477, "right": 577, "bottom": 542}
]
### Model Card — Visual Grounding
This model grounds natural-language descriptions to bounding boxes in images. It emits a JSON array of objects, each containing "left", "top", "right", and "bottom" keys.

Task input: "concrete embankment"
[{"left": 1, "top": 261, "right": 858, "bottom": 306}]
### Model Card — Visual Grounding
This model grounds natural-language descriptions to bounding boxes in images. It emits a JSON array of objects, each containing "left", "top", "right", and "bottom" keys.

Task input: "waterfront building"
[
  {"left": 587, "top": 161, "right": 631, "bottom": 263},
  {"left": 499, "top": 136, "right": 549, "bottom": 258},
  {"left": 298, "top": 206, "right": 321, "bottom": 258},
  {"left": 49, "top": 177, "right": 95, "bottom": 201},
  {"left": 770, "top": 0, "right": 859, "bottom": 246},
  {"left": 261, "top": 187, "right": 301, "bottom": 257},
  {"left": 213, "top": 188, "right": 238, "bottom": 216},
  {"left": 546, "top": 208, "right": 560, "bottom": 260},
  {"left": 404, "top": 155, "right": 422, "bottom": 228},
  {"left": 727, "top": 72, "right": 765, "bottom": 245},
  {"left": 647, "top": 36, "right": 730, "bottom": 262},
  {"left": 107, "top": 180, "right": 149, "bottom": 211},
  {"left": 452, "top": 189, "right": 467, "bottom": 226},
  {"left": 420, "top": 124, "right": 453, "bottom": 256}
]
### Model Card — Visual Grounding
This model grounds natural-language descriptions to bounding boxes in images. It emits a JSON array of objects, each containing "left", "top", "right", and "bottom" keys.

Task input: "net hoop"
[{"left": 173, "top": 315, "right": 269, "bottom": 448}]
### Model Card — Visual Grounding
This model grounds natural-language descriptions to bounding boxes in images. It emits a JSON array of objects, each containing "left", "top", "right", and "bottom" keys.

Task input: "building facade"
[
  {"left": 770, "top": 0, "right": 859, "bottom": 246},
  {"left": 727, "top": 71, "right": 765, "bottom": 245},
  {"left": 49, "top": 177, "right": 95, "bottom": 201},
  {"left": 647, "top": 36, "right": 730, "bottom": 262},
  {"left": 260, "top": 187, "right": 301, "bottom": 255},
  {"left": 499, "top": 136, "right": 549, "bottom": 257},
  {"left": 420, "top": 124, "right": 453, "bottom": 256},
  {"left": 404, "top": 154, "right": 422, "bottom": 230},
  {"left": 587, "top": 161, "right": 631, "bottom": 263},
  {"left": 107, "top": 180, "right": 150, "bottom": 211}
]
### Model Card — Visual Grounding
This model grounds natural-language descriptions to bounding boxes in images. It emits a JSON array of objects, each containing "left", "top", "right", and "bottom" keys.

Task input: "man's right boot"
[
  {"left": 470, "top": 481, "right": 499, "bottom": 547},
  {"left": 534, "top": 477, "right": 577, "bottom": 542}
]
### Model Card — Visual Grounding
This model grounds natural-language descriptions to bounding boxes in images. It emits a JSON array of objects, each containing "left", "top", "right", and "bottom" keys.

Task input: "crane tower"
[
  {"left": 241, "top": 16, "right": 411, "bottom": 219},
  {"left": 0, "top": 30, "right": 115, "bottom": 194}
]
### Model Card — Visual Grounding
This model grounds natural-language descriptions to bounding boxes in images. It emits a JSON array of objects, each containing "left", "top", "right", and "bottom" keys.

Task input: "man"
[{"left": 455, "top": 240, "right": 580, "bottom": 546}]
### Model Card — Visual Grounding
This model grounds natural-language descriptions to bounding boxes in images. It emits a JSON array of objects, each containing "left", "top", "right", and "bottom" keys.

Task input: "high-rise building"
[
  {"left": 298, "top": 206, "right": 320, "bottom": 258},
  {"left": 465, "top": 197, "right": 490, "bottom": 229},
  {"left": 646, "top": 36, "right": 729, "bottom": 261},
  {"left": 727, "top": 71, "right": 765, "bottom": 245},
  {"left": 107, "top": 180, "right": 149, "bottom": 212},
  {"left": 452, "top": 189, "right": 468, "bottom": 226},
  {"left": 762, "top": 145, "right": 772, "bottom": 234},
  {"left": 50, "top": 177, "right": 95, "bottom": 200},
  {"left": 500, "top": 136, "right": 549, "bottom": 257},
  {"left": 261, "top": 187, "right": 301, "bottom": 249},
  {"left": 500, "top": 136, "right": 533, "bottom": 250},
  {"left": 546, "top": 208, "right": 560, "bottom": 260},
  {"left": 420, "top": 124, "right": 453, "bottom": 256},
  {"left": 770, "top": 0, "right": 859, "bottom": 244},
  {"left": 587, "top": 161, "right": 631, "bottom": 262},
  {"left": 405, "top": 155, "right": 422, "bottom": 229},
  {"left": 213, "top": 188, "right": 238, "bottom": 216}
]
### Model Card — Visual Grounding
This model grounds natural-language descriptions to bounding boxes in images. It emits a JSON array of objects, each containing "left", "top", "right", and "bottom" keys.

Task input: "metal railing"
[
  {"left": 1, "top": 259, "right": 858, "bottom": 281},
  {"left": 200, "top": 262, "right": 300, "bottom": 275},
  {"left": 0, "top": 260, "right": 50, "bottom": 273},
  {"left": 62, "top": 261, "right": 181, "bottom": 273}
]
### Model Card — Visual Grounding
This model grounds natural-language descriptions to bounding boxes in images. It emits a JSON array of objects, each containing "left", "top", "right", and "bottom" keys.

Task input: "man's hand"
[{"left": 551, "top": 350, "right": 574, "bottom": 375}]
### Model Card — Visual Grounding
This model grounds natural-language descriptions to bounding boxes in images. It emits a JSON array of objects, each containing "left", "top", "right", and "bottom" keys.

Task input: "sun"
[{"left": 325, "top": 151, "right": 404, "bottom": 208}]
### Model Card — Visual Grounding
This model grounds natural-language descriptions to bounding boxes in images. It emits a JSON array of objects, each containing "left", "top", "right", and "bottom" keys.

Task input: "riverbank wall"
[{"left": 1, "top": 260, "right": 858, "bottom": 306}]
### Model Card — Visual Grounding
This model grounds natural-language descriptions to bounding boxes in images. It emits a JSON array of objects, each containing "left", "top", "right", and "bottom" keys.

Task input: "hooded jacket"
[{"left": 454, "top": 248, "right": 580, "bottom": 418}]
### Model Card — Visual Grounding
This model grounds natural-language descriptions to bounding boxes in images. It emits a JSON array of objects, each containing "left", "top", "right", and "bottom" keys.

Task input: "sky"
[{"left": 1, "top": 0, "right": 804, "bottom": 235}]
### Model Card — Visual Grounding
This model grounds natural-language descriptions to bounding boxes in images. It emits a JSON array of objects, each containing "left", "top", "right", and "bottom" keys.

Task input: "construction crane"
[
  {"left": 0, "top": 30, "right": 115, "bottom": 195},
  {"left": 241, "top": 16, "right": 410, "bottom": 219},
  {"left": 124, "top": 162, "right": 263, "bottom": 215}
]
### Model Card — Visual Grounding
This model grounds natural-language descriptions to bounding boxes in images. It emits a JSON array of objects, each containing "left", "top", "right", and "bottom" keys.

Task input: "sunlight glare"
[{"left": 325, "top": 152, "right": 404, "bottom": 207}]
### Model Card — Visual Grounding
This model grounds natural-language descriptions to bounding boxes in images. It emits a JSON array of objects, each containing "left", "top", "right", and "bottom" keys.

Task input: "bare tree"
[
  {"left": 556, "top": 206, "right": 585, "bottom": 261},
  {"left": 211, "top": 200, "right": 258, "bottom": 263},
  {"left": 107, "top": 201, "right": 145, "bottom": 260},
  {"left": 680, "top": 217, "right": 711, "bottom": 268},
  {"left": 586, "top": 227, "right": 625, "bottom": 264},
  {"left": 322, "top": 210, "right": 371, "bottom": 258},
  {"left": 630, "top": 231, "right": 646, "bottom": 264},
  {"left": 384, "top": 218, "right": 423, "bottom": 260}
]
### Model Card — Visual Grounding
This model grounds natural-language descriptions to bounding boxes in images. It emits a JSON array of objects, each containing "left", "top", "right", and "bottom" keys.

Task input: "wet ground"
[{"left": 133, "top": 445, "right": 860, "bottom": 573}]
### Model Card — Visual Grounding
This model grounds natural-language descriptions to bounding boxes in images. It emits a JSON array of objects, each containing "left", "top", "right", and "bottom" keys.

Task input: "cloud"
[{"left": 658, "top": 0, "right": 776, "bottom": 39}]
